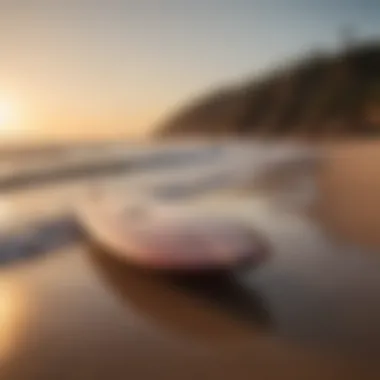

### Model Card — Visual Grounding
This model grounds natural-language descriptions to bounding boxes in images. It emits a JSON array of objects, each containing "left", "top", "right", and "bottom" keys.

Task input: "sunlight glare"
[
  {"left": 0, "top": 100, "right": 19, "bottom": 133},
  {"left": 0, "top": 282, "right": 25, "bottom": 361}
]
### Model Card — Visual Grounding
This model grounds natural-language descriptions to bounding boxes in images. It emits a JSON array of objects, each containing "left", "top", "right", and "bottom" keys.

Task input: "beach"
[{"left": 1, "top": 140, "right": 380, "bottom": 379}]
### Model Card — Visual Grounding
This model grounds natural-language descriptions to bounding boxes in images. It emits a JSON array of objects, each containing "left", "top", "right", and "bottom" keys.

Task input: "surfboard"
[
  {"left": 75, "top": 142, "right": 320, "bottom": 272},
  {"left": 76, "top": 190, "right": 270, "bottom": 272}
]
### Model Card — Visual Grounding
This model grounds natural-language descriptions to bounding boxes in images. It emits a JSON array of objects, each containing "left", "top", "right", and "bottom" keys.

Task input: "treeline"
[{"left": 157, "top": 40, "right": 380, "bottom": 140}]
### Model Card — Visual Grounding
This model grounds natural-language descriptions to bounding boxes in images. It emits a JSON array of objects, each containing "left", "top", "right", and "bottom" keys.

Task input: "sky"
[{"left": 0, "top": 0, "right": 379, "bottom": 142}]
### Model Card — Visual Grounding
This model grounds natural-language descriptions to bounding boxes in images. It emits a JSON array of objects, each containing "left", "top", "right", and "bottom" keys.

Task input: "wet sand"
[{"left": 1, "top": 140, "right": 380, "bottom": 379}]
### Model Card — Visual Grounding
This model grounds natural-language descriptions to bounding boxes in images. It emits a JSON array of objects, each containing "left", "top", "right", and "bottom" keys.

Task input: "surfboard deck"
[{"left": 76, "top": 191, "right": 270, "bottom": 272}]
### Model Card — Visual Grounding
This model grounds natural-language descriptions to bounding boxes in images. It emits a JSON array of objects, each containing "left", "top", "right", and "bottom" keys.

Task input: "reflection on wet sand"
[
  {"left": 90, "top": 239, "right": 380, "bottom": 356},
  {"left": 1, "top": 246, "right": 380, "bottom": 379},
  {"left": 89, "top": 246, "right": 270, "bottom": 346},
  {"left": 0, "top": 281, "right": 26, "bottom": 362}
]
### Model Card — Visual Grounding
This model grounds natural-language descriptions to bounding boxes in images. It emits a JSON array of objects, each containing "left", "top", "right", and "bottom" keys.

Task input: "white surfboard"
[{"left": 76, "top": 142, "right": 320, "bottom": 271}]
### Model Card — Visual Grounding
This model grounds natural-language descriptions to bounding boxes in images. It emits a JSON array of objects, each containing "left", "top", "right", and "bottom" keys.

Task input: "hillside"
[{"left": 156, "top": 41, "right": 380, "bottom": 139}]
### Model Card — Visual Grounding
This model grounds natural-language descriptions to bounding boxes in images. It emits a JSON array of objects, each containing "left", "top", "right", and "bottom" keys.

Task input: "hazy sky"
[{"left": 0, "top": 0, "right": 379, "bottom": 141}]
